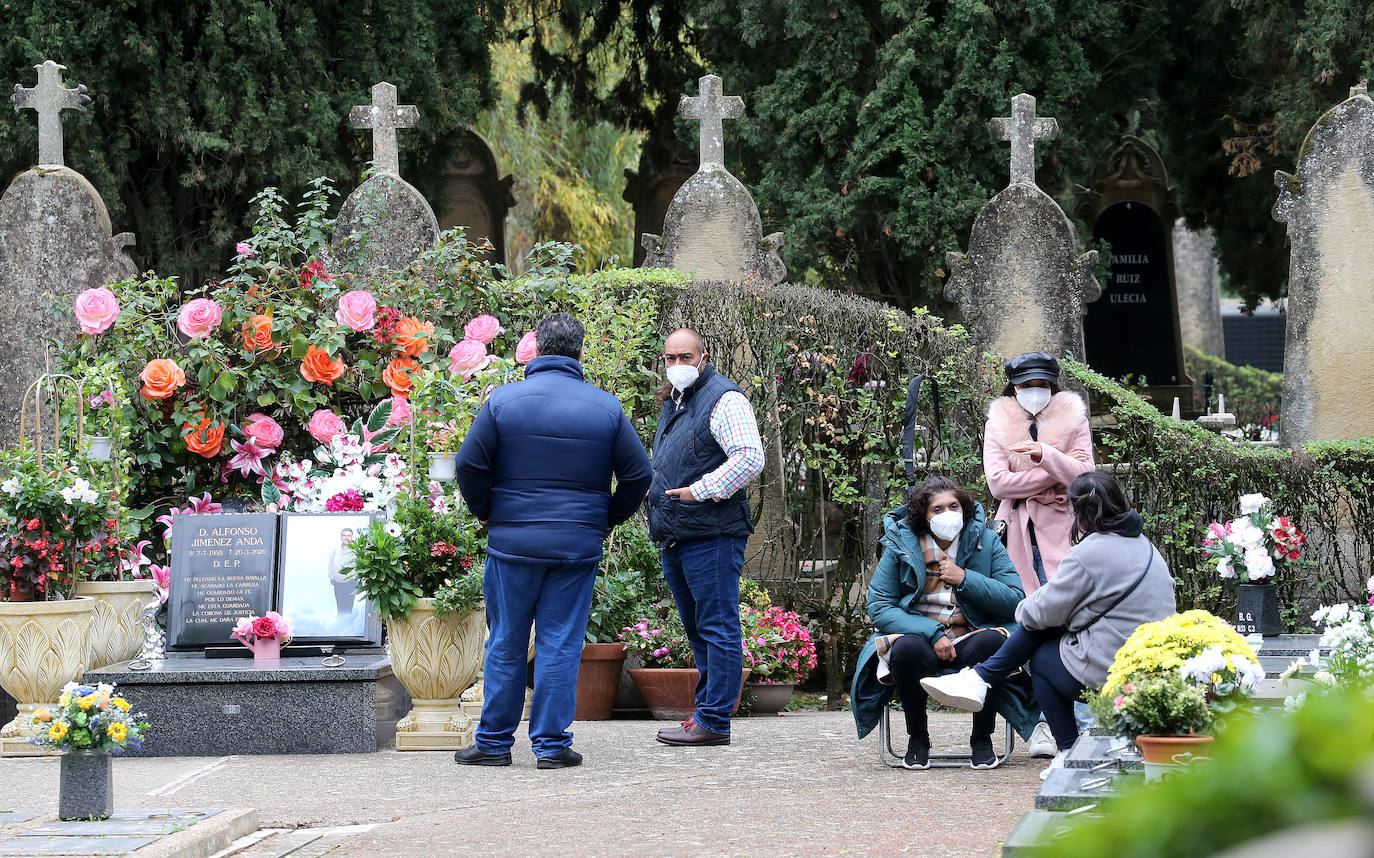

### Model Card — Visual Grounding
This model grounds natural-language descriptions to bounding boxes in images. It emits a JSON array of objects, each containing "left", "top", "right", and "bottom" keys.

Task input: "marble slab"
[
  {"left": 1002, "top": 810, "right": 1100, "bottom": 856},
  {"left": 1063, "top": 734, "right": 1142, "bottom": 771},
  {"left": 1035, "top": 766, "right": 1141, "bottom": 811}
]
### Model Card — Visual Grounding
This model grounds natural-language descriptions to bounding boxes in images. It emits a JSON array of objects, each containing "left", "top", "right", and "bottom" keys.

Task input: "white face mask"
[
  {"left": 1016, "top": 386, "right": 1052, "bottom": 415},
  {"left": 929, "top": 510, "right": 964, "bottom": 543},
  {"left": 666, "top": 359, "right": 703, "bottom": 392}
]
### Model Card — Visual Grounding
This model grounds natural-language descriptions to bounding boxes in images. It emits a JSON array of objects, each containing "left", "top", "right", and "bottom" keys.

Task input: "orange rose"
[
  {"left": 300, "top": 345, "right": 346, "bottom": 385},
  {"left": 383, "top": 356, "right": 420, "bottom": 398},
  {"left": 393, "top": 316, "right": 434, "bottom": 356},
  {"left": 183, "top": 412, "right": 225, "bottom": 458},
  {"left": 139, "top": 359, "right": 186, "bottom": 400},
  {"left": 242, "top": 314, "right": 278, "bottom": 354}
]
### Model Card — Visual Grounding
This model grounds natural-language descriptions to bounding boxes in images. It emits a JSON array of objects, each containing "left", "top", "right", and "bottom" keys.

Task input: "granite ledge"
[{"left": 86, "top": 654, "right": 393, "bottom": 684}]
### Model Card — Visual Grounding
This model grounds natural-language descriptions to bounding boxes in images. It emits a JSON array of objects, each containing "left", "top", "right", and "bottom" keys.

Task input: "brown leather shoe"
[
  {"left": 655, "top": 722, "right": 730, "bottom": 746},
  {"left": 656, "top": 716, "right": 694, "bottom": 739}
]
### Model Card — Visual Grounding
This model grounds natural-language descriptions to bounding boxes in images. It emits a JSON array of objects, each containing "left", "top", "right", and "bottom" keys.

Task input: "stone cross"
[
  {"left": 989, "top": 93, "right": 1058, "bottom": 185},
  {"left": 11, "top": 60, "right": 90, "bottom": 168},
  {"left": 349, "top": 81, "right": 419, "bottom": 176},
  {"left": 680, "top": 74, "right": 744, "bottom": 169}
]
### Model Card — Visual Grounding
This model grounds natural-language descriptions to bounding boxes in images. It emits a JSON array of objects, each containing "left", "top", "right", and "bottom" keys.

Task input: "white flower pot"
[
  {"left": 85, "top": 436, "right": 113, "bottom": 461},
  {"left": 428, "top": 453, "right": 457, "bottom": 482},
  {"left": 0, "top": 597, "right": 96, "bottom": 756},
  {"left": 388, "top": 600, "right": 485, "bottom": 750}
]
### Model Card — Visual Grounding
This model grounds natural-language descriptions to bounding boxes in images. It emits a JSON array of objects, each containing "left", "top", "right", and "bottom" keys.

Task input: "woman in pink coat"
[{"left": 984, "top": 353, "right": 1094, "bottom": 595}]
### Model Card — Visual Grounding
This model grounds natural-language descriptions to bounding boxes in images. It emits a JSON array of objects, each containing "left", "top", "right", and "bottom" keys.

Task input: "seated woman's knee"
[{"left": 888, "top": 634, "right": 939, "bottom": 676}]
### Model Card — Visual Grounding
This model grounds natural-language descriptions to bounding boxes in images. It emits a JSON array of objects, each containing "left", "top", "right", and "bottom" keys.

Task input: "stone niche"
[
  {"left": 623, "top": 148, "right": 694, "bottom": 267},
  {"left": 435, "top": 128, "right": 515, "bottom": 267}
]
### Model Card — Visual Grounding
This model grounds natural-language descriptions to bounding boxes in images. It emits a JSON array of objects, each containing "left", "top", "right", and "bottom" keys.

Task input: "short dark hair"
[
  {"left": 905, "top": 476, "right": 975, "bottom": 537},
  {"left": 535, "top": 312, "right": 584, "bottom": 358},
  {"left": 1068, "top": 471, "right": 1134, "bottom": 542}
]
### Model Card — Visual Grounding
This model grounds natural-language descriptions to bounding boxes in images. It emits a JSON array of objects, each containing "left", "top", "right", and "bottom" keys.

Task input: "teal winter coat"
[{"left": 850, "top": 503, "right": 1040, "bottom": 740}]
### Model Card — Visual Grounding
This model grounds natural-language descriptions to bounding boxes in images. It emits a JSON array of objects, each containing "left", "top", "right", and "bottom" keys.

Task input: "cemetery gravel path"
[{"left": 0, "top": 711, "right": 1040, "bottom": 857}]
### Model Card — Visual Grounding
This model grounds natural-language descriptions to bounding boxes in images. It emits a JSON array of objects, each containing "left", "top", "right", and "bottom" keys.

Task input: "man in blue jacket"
[{"left": 454, "top": 313, "right": 652, "bottom": 769}]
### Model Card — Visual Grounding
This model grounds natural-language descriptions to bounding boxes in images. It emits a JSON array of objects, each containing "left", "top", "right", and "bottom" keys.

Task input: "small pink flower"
[
  {"left": 652, "top": 647, "right": 670, "bottom": 658},
  {"left": 1113, "top": 695, "right": 1125, "bottom": 710},
  {"left": 74, "top": 287, "right": 120, "bottom": 335},
  {"left": 386, "top": 396, "right": 412, "bottom": 427},
  {"left": 235, "top": 241, "right": 254, "bottom": 258},
  {"left": 177, "top": 298, "right": 224, "bottom": 339},
  {"left": 515, "top": 331, "right": 538, "bottom": 365},
  {"left": 228, "top": 436, "right": 272, "bottom": 477},
  {"left": 448, "top": 339, "right": 492, "bottom": 379},
  {"left": 307, "top": 409, "right": 347, "bottom": 445},
  {"left": 335, "top": 290, "right": 378, "bottom": 332},
  {"left": 243, "top": 413, "right": 284, "bottom": 450},
  {"left": 463, "top": 314, "right": 504, "bottom": 345}
]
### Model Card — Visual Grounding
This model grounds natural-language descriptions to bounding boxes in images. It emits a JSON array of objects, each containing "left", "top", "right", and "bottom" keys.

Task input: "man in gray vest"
[{"left": 647, "top": 328, "right": 765, "bottom": 746}]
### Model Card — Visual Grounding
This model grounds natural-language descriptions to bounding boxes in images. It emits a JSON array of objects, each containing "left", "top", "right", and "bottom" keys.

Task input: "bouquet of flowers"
[
  {"left": 231, "top": 612, "right": 293, "bottom": 652},
  {"left": 1281, "top": 577, "right": 1374, "bottom": 702},
  {"left": 1203, "top": 493, "right": 1306, "bottom": 581},
  {"left": 30, "top": 682, "right": 149, "bottom": 753},
  {"left": 741, "top": 605, "right": 818, "bottom": 685},
  {"left": 264, "top": 400, "right": 410, "bottom": 513}
]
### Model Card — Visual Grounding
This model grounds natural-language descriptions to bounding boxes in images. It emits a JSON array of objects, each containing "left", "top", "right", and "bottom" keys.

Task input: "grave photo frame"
[{"left": 275, "top": 512, "right": 385, "bottom": 647}]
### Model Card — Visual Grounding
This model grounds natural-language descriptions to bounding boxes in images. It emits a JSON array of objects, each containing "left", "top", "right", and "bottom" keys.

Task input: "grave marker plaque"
[
  {"left": 1085, "top": 200, "right": 1179, "bottom": 383},
  {"left": 167, "top": 513, "right": 278, "bottom": 649}
]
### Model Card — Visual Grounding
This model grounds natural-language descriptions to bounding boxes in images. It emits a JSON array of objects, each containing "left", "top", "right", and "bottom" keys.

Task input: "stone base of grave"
[
  {"left": 1035, "top": 766, "right": 1140, "bottom": 811},
  {"left": 0, "top": 808, "right": 257, "bottom": 857},
  {"left": 1002, "top": 810, "right": 1096, "bottom": 856},
  {"left": 85, "top": 653, "right": 407, "bottom": 756},
  {"left": 1064, "top": 734, "right": 1142, "bottom": 771}
]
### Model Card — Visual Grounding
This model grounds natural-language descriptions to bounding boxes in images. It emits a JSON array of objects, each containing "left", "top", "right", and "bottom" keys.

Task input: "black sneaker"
[
  {"left": 970, "top": 734, "right": 997, "bottom": 769},
  {"left": 903, "top": 737, "right": 931, "bottom": 770},
  {"left": 454, "top": 745, "right": 512, "bottom": 766},
  {"left": 536, "top": 748, "right": 583, "bottom": 769}
]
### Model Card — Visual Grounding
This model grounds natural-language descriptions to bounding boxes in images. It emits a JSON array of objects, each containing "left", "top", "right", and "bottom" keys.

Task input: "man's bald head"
[{"left": 663, "top": 328, "right": 706, "bottom": 363}]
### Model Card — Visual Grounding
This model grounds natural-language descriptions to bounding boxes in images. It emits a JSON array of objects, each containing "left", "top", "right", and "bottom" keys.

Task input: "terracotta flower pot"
[
  {"left": 741, "top": 681, "right": 796, "bottom": 715},
  {"left": 1135, "top": 734, "right": 1215, "bottom": 781},
  {"left": 0, "top": 597, "right": 96, "bottom": 755},
  {"left": 628, "top": 667, "right": 751, "bottom": 721},
  {"left": 75, "top": 580, "right": 159, "bottom": 669},
  {"left": 575, "top": 643, "right": 627, "bottom": 721}
]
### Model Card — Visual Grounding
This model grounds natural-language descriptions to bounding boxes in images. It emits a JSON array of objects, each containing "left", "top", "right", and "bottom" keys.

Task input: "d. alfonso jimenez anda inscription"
[{"left": 168, "top": 513, "right": 278, "bottom": 649}]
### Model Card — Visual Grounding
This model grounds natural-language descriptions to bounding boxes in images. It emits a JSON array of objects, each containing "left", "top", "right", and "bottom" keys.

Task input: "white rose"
[
  {"left": 1239, "top": 493, "right": 1270, "bottom": 515},
  {"left": 1243, "top": 546, "right": 1274, "bottom": 579},
  {"left": 1312, "top": 670, "right": 1338, "bottom": 687},
  {"left": 1217, "top": 557, "right": 1235, "bottom": 579}
]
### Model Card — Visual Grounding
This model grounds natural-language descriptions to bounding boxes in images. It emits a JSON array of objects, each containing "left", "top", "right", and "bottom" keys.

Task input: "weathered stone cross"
[
  {"left": 12, "top": 60, "right": 90, "bottom": 168},
  {"left": 349, "top": 81, "right": 419, "bottom": 177},
  {"left": 680, "top": 74, "right": 744, "bottom": 169},
  {"left": 989, "top": 93, "right": 1058, "bottom": 185}
]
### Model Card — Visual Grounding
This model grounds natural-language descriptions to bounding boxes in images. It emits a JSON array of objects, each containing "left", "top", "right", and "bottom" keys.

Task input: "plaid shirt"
[
  {"left": 686, "top": 390, "right": 765, "bottom": 501},
  {"left": 914, "top": 535, "right": 970, "bottom": 637}
]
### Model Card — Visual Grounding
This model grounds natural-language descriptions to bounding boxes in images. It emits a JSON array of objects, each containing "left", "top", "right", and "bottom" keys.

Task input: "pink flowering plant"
[
  {"left": 231, "top": 611, "right": 293, "bottom": 648},
  {"left": 741, "top": 605, "right": 819, "bottom": 685},
  {"left": 619, "top": 615, "right": 696, "bottom": 668},
  {"left": 264, "top": 400, "right": 410, "bottom": 514},
  {"left": 1203, "top": 493, "right": 1306, "bottom": 582}
]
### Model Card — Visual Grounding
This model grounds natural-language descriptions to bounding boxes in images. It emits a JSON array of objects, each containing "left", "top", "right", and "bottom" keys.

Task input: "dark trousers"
[
  {"left": 661, "top": 536, "right": 747, "bottom": 735},
  {"left": 889, "top": 629, "right": 1005, "bottom": 742},
  {"left": 974, "top": 626, "right": 1085, "bottom": 751},
  {"left": 332, "top": 579, "right": 356, "bottom": 614},
  {"left": 476, "top": 554, "right": 599, "bottom": 757}
]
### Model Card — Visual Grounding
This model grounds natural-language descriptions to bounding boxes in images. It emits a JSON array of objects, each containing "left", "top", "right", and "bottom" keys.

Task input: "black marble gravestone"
[{"left": 167, "top": 513, "right": 278, "bottom": 649}]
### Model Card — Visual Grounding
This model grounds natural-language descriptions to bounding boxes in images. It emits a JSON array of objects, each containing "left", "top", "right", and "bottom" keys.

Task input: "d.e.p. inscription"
[{"left": 167, "top": 513, "right": 278, "bottom": 649}]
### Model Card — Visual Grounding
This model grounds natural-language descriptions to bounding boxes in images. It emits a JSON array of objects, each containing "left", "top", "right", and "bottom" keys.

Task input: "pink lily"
[
  {"left": 121, "top": 540, "right": 153, "bottom": 577},
  {"left": 149, "top": 564, "right": 171, "bottom": 603},
  {"left": 228, "top": 436, "right": 272, "bottom": 477}
]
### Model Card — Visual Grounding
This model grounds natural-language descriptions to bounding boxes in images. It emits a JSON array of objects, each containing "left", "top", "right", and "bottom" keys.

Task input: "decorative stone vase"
[
  {"left": 628, "top": 667, "right": 751, "bottom": 721},
  {"left": 387, "top": 599, "right": 485, "bottom": 751},
  {"left": 1236, "top": 582, "right": 1284, "bottom": 637},
  {"left": 84, "top": 436, "right": 113, "bottom": 462},
  {"left": 1135, "top": 734, "right": 1214, "bottom": 782},
  {"left": 75, "top": 581, "right": 158, "bottom": 669},
  {"left": 0, "top": 597, "right": 95, "bottom": 756},
  {"left": 741, "top": 680, "right": 796, "bottom": 715},
  {"left": 575, "top": 643, "right": 627, "bottom": 721},
  {"left": 59, "top": 750, "right": 113, "bottom": 820},
  {"left": 428, "top": 453, "right": 457, "bottom": 482}
]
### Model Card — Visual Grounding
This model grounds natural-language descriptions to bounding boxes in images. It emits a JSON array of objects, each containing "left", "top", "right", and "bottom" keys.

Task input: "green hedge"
[{"left": 1183, "top": 345, "right": 1283, "bottom": 437}]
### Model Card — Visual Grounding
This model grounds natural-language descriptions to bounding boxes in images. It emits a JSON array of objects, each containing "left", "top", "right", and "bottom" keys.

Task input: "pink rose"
[
  {"left": 74, "top": 287, "right": 120, "bottom": 335},
  {"left": 515, "top": 331, "right": 538, "bottom": 365},
  {"left": 235, "top": 241, "right": 254, "bottom": 258},
  {"left": 448, "top": 339, "right": 492, "bottom": 379},
  {"left": 307, "top": 409, "right": 347, "bottom": 445},
  {"left": 177, "top": 298, "right": 224, "bottom": 339},
  {"left": 387, "top": 395, "right": 412, "bottom": 427},
  {"left": 335, "top": 290, "right": 377, "bottom": 333},
  {"left": 266, "top": 611, "right": 290, "bottom": 638},
  {"left": 251, "top": 616, "right": 277, "bottom": 638},
  {"left": 463, "top": 314, "right": 504, "bottom": 345},
  {"left": 243, "top": 413, "right": 284, "bottom": 450}
]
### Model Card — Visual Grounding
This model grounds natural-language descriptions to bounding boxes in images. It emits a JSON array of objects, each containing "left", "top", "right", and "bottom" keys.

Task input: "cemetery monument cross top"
[
  {"left": 12, "top": 60, "right": 90, "bottom": 168},
  {"left": 990, "top": 93, "right": 1058, "bottom": 185},
  {"left": 349, "top": 81, "right": 419, "bottom": 177},
  {"left": 680, "top": 74, "right": 744, "bottom": 168}
]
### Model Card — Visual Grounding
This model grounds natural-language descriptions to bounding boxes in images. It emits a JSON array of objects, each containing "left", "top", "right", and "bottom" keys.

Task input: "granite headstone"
[
  {"left": 167, "top": 513, "right": 278, "bottom": 649},
  {"left": 1173, "top": 222, "right": 1226, "bottom": 360},
  {"left": 436, "top": 128, "right": 514, "bottom": 267}
]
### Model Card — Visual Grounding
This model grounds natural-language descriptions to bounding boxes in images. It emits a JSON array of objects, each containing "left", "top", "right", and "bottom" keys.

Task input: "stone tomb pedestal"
[{"left": 86, "top": 654, "right": 408, "bottom": 756}]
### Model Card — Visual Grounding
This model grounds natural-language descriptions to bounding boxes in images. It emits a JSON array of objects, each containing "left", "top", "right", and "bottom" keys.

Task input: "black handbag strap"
[{"left": 1068, "top": 543, "right": 1154, "bottom": 634}]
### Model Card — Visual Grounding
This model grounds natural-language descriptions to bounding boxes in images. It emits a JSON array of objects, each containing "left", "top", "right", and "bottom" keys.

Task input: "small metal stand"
[
  {"left": 320, "top": 645, "right": 346, "bottom": 668},
  {"left": 126, "top": 598, "right": 165, "bottom": 671}
]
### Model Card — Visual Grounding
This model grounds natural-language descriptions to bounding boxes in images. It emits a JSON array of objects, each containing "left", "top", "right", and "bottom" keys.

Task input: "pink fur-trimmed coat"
[{"left": 983, "top": 392, "right": 1094, "bottom": 594}]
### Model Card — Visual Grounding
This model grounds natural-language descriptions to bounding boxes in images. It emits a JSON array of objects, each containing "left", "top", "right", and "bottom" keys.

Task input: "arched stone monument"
[{"left": 436, "top": 129, "right": 514, "bottom": 267}]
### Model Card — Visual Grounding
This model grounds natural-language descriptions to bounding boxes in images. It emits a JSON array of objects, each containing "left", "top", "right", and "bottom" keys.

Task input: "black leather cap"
[{"left": 1005, "top": 352, "right": 1060, "bottom": 385}]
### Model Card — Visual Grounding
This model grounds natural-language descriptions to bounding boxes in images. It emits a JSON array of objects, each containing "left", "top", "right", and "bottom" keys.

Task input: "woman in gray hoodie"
[{"left": 921, "top": 471, "right": 1176, "bottom": 774}]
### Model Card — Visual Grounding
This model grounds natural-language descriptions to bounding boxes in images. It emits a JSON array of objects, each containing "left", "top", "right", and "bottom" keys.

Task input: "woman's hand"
[
  {"left": 934, "top": 635, "right": 956, "bottom": 661},
  {"left": 1009, "top": 440, "right": 1044, "bottom": 463},
  {"left": 934, "top": 558, "right": 965, "bottom": 586}
]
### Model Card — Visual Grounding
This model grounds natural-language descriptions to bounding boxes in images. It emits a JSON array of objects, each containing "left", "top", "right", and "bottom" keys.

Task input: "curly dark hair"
[{"left": 905, "top": 476, "right": 975, "bottom": 538}]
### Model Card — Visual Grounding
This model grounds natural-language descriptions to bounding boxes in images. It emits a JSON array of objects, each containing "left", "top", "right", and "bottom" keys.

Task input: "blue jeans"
[
  {"left": 475, "top": 554, "right": 599, "bottom": 757},
  {"left": 661, "top": 536, "right": 746, "bottom": 735},
  {"left": 973, "top": 626, "right": 1085, "bottom": 751}
]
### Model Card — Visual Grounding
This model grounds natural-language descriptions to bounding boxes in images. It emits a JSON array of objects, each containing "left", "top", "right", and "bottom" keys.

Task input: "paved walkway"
[{"left": 0, "top": 712, "right": 1042, "bottom": 857}]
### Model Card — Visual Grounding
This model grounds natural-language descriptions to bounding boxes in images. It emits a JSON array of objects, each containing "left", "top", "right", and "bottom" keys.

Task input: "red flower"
[
  {"left": 251, "top": 616, "right": 278, "bottom": 638},
  {"left": 299, "top": 261, "right": 332, "bottom": 289}
]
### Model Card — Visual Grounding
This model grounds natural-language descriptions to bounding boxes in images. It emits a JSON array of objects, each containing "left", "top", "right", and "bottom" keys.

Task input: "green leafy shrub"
[
  {"left": 1089, "top": 673, "right": 1212, "bottom": 740},
  {"left": 1184, "top": 345, "right": 1283, "bottom": 438}
]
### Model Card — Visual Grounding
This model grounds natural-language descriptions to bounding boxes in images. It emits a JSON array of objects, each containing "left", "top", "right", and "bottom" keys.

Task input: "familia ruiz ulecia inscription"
[{"left": 168, "top": 514, "right": 277, "bottom": 648}]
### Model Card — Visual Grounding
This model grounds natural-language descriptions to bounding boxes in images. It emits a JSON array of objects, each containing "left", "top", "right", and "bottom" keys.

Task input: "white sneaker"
[
  {"left": 1038, "top": 750, "right": 1066, "bottom": 781},
  {"left": 920, "top": 667, "right": 989, "bottom": 712},
  {"left": 1027, "top": 721, "right": 1057, "bottom": 758}
]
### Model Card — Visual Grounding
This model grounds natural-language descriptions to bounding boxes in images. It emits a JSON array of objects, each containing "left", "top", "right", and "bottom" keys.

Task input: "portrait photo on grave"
[{"left": 276, "top": 512, "right": 384, "bottom": 646}]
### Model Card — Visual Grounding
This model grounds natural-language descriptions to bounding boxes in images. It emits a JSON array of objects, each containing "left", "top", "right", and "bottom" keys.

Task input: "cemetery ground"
[{"left": 0, "top": 709, "right": 1036, "bottom": 857}]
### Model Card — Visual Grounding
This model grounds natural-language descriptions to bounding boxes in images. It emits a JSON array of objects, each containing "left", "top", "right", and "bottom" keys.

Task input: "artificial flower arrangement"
[
  {"left": 231, "top": 611, "right": 293, "bottom": 658},
  {"left": 741, "top": 605, "right": 819, "bottom": 685},
  {"left": 1203, "top": 493, "right": 1306, "bottom": 581},
  {"left": 262, "top": 399, "right": 410, "bottom": 513},
  {"left": 30, "top": 682, "right": 149, "bottom": 753},
  {"left": 1279, "top": 576, "right": 1374, "bottom": 708}
]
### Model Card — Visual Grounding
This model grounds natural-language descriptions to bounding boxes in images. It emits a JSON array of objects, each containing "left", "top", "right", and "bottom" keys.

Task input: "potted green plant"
[
  {"left": 29, "top": 681, "right": 149, "bottom": 819},
  {"left": 1089, "top": 673, "right": 1214, "bottom": 781},
  {"left": 71, "top": 362, "right": 127, "bottom": 463},
  {"left": 578, "top": 568, "right": 646, "bottom": 720},
  {"left": 346, "top": 489, "right": 485, "bottom": 751},
  {"left": 622, "top": 612, "right": 751, "bottom": 721},
  {"left": 740, "top": 601, "right": 818, "bottom": 715}
]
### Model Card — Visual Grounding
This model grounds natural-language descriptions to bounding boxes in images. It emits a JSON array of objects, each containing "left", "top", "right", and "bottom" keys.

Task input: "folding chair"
[{"left": 876, "top": 702, "right": 1015, "bottom": 769}]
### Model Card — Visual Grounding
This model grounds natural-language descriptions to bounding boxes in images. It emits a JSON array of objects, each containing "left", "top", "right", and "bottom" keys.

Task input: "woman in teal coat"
[{"left": 851, "top": 476, "right": 1038, "bottom": 769}]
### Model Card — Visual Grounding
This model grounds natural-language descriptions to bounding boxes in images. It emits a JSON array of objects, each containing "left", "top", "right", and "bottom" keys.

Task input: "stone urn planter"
[
  {"left": 387, "top": 599, "right": 485, "bottom": 751},
  {"left": 741, "top": 681, "right": 796, "bottom": 715},
  {"left": 59, "top": 750, "right": 113, "bottom": 820},
  {"left": 628, "top": 667, "right": 750, "bottom": 721},
  {"left": 575, "top": 643, "right": 627, "bottom": 721},
  {"left": 1135, "top": 734, "right": 1215, "bottom": 781},
  {"left": 0, "top": 597, "right": 95, "bottom": 756},
  {"left": 75, "top": 580, "right": 159, "bottom": 669}
]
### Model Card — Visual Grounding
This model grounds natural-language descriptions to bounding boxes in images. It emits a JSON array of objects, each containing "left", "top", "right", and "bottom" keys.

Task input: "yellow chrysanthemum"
[
  {"left": 57, "top": 693, "right": 71, "bottom": 707},
  {"left": 107, "top": 722, "right": 127, "bottom": 742},
  {"left": 1103, "top": 610, "right": 1259, "bottom": 695},
  {"left": 48, "top": 722, "right": 68, "bottom": 741},
  {"left": 77, "top": 694, "right": 98, "bottom": 711},
  {"left": 111, "top": 698, "right": 131, "bottom": 712}
]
